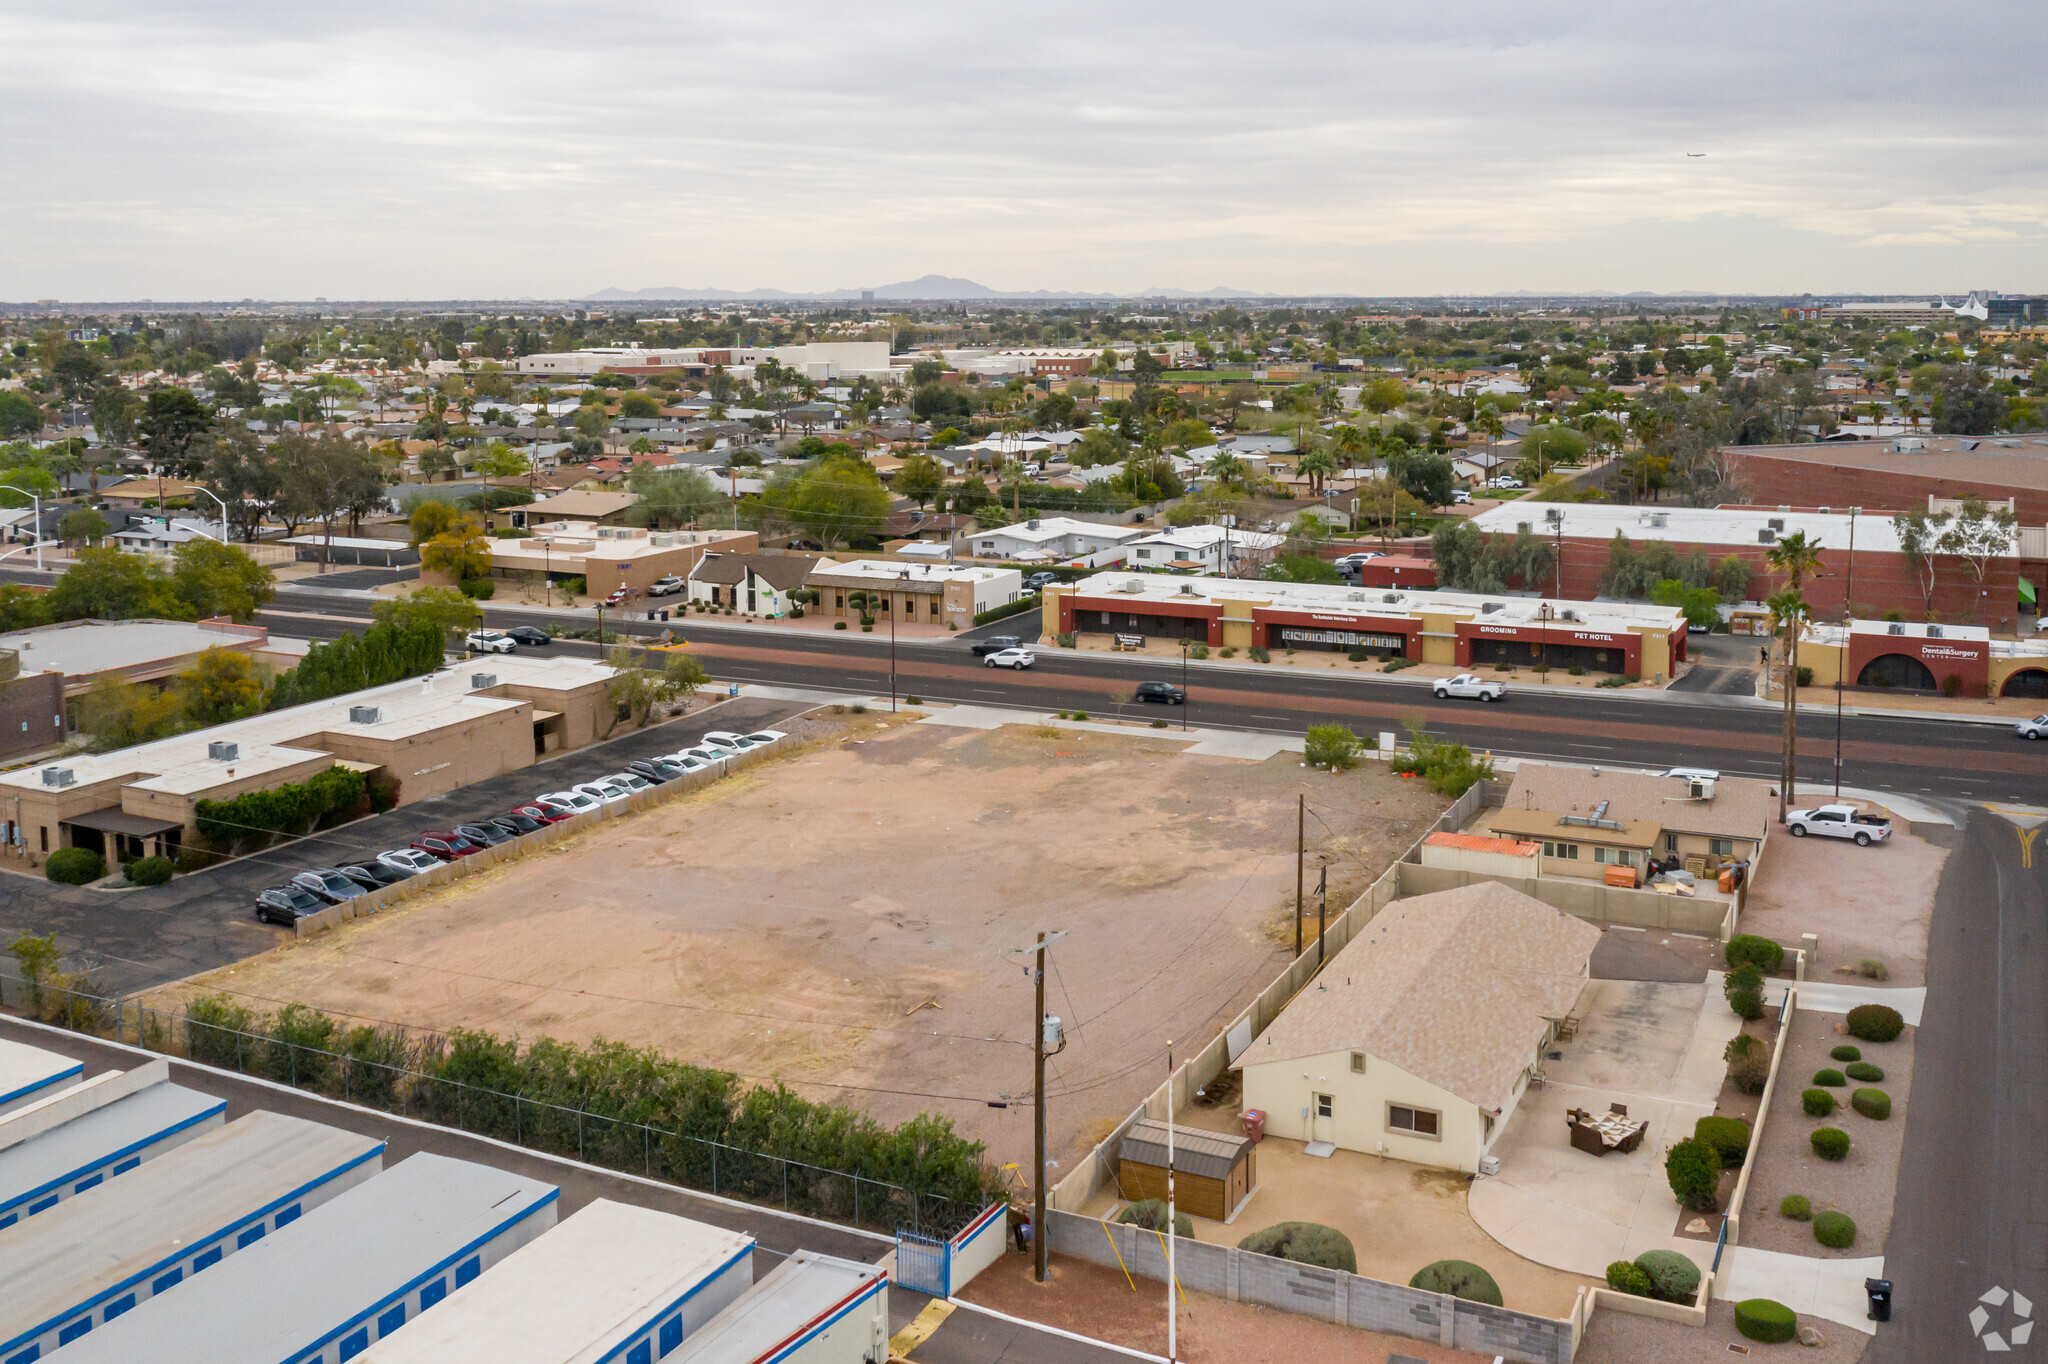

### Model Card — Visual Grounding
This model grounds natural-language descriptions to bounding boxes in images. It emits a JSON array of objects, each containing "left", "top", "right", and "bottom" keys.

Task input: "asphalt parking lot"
[{"left": 0, "top": 694, "right": 808, "bottom": 995}]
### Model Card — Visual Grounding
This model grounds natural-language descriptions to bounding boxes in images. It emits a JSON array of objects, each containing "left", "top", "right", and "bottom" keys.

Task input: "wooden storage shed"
[{"left": 1116, "top": 1119, "right": 1256, "bottom": 1223}]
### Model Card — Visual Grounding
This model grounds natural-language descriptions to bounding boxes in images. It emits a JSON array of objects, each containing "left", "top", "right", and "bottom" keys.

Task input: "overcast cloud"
[{"left": 2, "top": 2, "right": 2043, "bottom": 300}]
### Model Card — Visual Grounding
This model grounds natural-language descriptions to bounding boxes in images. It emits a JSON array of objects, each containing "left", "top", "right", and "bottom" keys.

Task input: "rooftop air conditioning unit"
[
  {"left": 1545, "top": 507, "right": 1562, "bottom": 523},
  {"left": 1028, "top": 519, "right": 1042, "bottom": 530},
  {"left": 1888, "top": 622, "right": 1906, "bottom": 635},
  {"left": 1767, "top": 517, "right": 1786, "bottom": 532},
  {"left": 1481, "top": 601, "right": 1504, "bottom": 614},
  {"left": 207, "top": 741, "right": 238, "bottom": 762},
  {"left": 1926, "top": 625, "right": 1942, "bottom": 639},
  {"left": 472, "top": 673, "right": 499, "bottom": 689},
  {"left": 1689, "top": 778, "right": 1716, "bottom": 800},
  {"left": 41, "top": 766, "right": 73, "bottom": 788},
  {"left": 1758, "top": 528, "right": 1777, "bottom": 544},
  {"left": 1561, "top": 609, "right": 1579, "bottom": 622},
  {"left": 349, "top": 705, "right": 381, "bottom": 725},
  {"left": 1347, "top": 591, "right": 1366, "bottom": 602},
  {"left": 1516, "top": 521, "right": 1533, "bottom": 535},
  {"left": 1649, "top": 513, "right": 1668, "bottom": 529},
  {"left": 1383, "top": 593, "right": 1401, "bottom": 604},
  {"left": 1178, "top": 582, "right": 1194, "bottom": 595}
]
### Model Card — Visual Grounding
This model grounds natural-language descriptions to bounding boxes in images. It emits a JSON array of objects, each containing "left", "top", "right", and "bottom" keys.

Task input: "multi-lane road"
[{"left": 261, "top": 582, "right": 2047, "bottom": 807}]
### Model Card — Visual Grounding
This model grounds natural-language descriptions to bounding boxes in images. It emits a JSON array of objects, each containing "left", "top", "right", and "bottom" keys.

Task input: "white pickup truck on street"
[
  {"left": 1433, "top": 673, "right": 1507, "bottom": 702},
  {"left": 1785, "top": 804, "right": 1892, "bottom": 845}
]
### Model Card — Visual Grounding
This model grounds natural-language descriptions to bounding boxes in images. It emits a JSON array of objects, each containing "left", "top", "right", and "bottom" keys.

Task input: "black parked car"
[
  {"left": 490, "top": 811, "right": 546, "bottom": 837},
  {"left": 507, "top": 626, "right": 552, "bottom": 647},
  {"left": 255, "top": 884, "right": 324, "bottom": 926},
  {"left": 338, "top": 862, "right": 409, "bottom": 891},
  {"left": 1135, "top": 680, "right": 1186, "bottom": 705},
  {"left": 628, "top": 758, "right": 685, "bottom": 784},
  {"left": 971, "top": 635, "right": 1022, "bottom": 658}
]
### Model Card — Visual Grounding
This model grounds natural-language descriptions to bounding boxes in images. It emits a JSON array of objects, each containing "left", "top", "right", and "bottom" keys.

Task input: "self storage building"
[
  {"left": 1046, "top": 574, "right": 1687, "bottom": 677},
  {"left": 0, "top": 1064, "right": 225, "bottom": 1230},
  {"left": 0, "top": 1112, "right": 383, "bottom": 1362},
  {"left": 46, "top": 1152, "right": 558, "bottom": 1364},
  {"left": 674, "top": 1251, "right": 888, "bottom": 1364},
  {"left": 0, "top": 1037, "right": 82, "bottom": 1118},
  {"left": 356, "top": 1199, "right": 754, "bottom": 1364}
]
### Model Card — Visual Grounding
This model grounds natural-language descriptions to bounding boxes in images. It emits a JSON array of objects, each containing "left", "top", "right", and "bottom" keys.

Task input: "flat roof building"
[
  {"left": 805, "top": 560, "right": 1023, "bottom": 630},
  {"left": 1465, "top": 501, "right": 2023, "bottom": 623},
  {"left": 1723, "top": 434, "right": 2048, "bottom": 527},
  {"left": 356, "top": 1199, "right": 754, "bottom": 1364},
  {"left": 0, "top": 1112, "right": 383, "bottom": 1362},
  {"left": 0, "top": 654, "right": 622, "bottom": 870},
  {"left": 676, "top": 1251, "right": 888, "bottom": 1364},
  {"left": 49, "top": 1152, "right": 559, "bottom": 1364},
  {"left": 1049, "top": 573, "right": 1689, "bottom": 678},
  {"left": 1, "top": 618, "right": 311, "bottom": 722},
  {"left": 967, "top": 517, "right": 1145, "bottom": 563},
  {"left": 0, "top": 1070, "right": 225, "bottom": 1230},
  {"left": 0, "top": 1038, "right": 83, "bottom": 1118},
  {"left": 487, "top": 526, "right": 758, "bottom": 599}
]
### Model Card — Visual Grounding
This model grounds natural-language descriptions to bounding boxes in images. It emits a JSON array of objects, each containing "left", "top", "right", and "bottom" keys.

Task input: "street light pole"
[
  {"left": 1835, "top": 508, "right": 1858, "bottom": 798},
  {"left": 1180, "top": 636, "right": 1190, "bottom": 731}
]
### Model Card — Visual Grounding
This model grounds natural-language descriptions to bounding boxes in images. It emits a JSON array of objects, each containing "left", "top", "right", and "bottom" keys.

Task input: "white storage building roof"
[
  {"left": 677, "top": 1251, "right": 886, "bottom": 1364},
  {"left": 0, "top": 1080, "right": 224, "bottom": 1225},
  {"left": 0, "top": 1037, "right": 82, "bottom": 1115},
  {"left": 358, "top": 1199, "right": 755, "bottom": 1363},
  {"left": 0, "top": 1112, "right": 384, "bottom": 1361},
  {"left": 48, "top": 1152, "right": 559, "bottom": 1364}
]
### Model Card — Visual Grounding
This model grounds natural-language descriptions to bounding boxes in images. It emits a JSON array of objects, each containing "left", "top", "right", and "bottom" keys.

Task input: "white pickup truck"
[
  {"left": 1433, "top": 673, "right": 1507, "bottom": 702},
  {"left": 1785, "top": 804, "right": 1892, "bottom": 846}
]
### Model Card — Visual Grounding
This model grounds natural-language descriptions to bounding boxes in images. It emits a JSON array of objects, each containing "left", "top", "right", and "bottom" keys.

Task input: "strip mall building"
[{"left": 1045, "top": 574, "right": 1689, "bottom": 678}]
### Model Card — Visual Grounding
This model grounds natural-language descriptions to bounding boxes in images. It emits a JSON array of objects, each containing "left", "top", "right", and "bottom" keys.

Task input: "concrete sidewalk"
[
  {"left": 1716, "top": 1246, "right": 1887, "bottom": 1336},
  {"left": 1704, "top": 971, "right": 1930, "bottom": 1027}
]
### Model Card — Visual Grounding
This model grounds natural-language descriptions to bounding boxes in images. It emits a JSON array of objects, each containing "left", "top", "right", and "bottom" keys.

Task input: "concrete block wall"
[
  {"left": 1048, "top": 1211, "right": 1571, "bottom": 1364},
  {"left": 1393, "top": 862, "right": 1735, "bottom": 937}
]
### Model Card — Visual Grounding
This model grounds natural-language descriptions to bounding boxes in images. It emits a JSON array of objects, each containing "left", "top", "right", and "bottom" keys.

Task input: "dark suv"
[
  {"left": 255, "top": 884, "right": 324, "bottom": 926},
  {"left": 971, "top": 635, "right": 1022, "bottom": 658},
  {"left": 1135, "top": 681, "right": 1186, "bottom": 705}
]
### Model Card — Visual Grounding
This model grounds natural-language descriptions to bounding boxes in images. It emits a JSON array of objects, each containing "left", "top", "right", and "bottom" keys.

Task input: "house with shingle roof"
[
  {"left": 1239, "top": 881, "right": 1599, "bottom": 1172},
  {"left": 1487, "top": 763, "right": 1772, "bottom": 886}
]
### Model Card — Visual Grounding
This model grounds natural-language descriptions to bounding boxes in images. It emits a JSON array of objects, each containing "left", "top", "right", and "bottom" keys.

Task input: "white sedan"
[
  {"left": 985, "top": 648, "right": 1037, "bottom": 669},
  {"left": 376, "top": 849, "right": 441, "bottom": 876},
  {"left": 573, "top": 778, "right": 634, "bottom": 806},
  {"left": 2016, "top": 714, "right": 2048, "bottom": 740},
  {"left": 536, "top": 789, "right": 601, "bottom": 816},
  {"left": 739, "top": 729, "right": 787, "bottom": 747},
  {"left": 466, "top": 629, "right": 516, "bottom": 654}
]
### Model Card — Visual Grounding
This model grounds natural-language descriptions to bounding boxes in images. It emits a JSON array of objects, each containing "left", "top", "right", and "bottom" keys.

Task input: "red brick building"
[{"left": 1725, "top": 437, "right": 2048, "bottom": 524}]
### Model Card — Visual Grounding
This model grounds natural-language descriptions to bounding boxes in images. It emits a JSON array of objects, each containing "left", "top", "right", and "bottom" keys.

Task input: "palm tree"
[
  {"left": 1764, "top": 531, "right": 1826, "bottom": 822},
  {"left": 1296, "top": 447, "right": 1339, "bottom": 498},
  {"left": 1205, "top": 451, "right": 1249, "bottom": 488}
]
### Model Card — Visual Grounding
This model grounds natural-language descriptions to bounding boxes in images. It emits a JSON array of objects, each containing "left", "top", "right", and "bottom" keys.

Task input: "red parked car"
[
  {"left": 510, "top": 803, "right": 570, "bottom": 826},
  {"left": 411, "top": 830, "right": 482, "bottom": 860}
]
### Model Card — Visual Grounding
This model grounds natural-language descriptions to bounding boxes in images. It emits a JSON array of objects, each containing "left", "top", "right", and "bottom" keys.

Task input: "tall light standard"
[
  {"left": 890, "top": 569, "right": 910, "bottom": 712},
  {"left": 1179, "top": 635, "right": 1191, "bottom": 731},
  {"left": 191, "top": 486, "right": 229, "bottom": 545},
  {"left": 1834, "top": 508, "right": 1859, "bottom": 798},
  {"left": 0, "top": 487, "right": 45, "bottom": 571}
]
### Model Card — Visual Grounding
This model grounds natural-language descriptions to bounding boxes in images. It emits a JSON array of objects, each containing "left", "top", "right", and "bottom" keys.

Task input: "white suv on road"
[
  {"left": 466, "top": 629, "right": 516, "bottom": 654},
  {"left": 1432, "top": 673, "right": 1507, "bottom": 702}
]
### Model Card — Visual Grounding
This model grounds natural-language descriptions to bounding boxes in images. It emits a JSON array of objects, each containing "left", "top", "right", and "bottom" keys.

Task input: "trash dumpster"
[
  {"left": 1241, "top": 1109, "right": 1265, "bottom": 1143},
  {"left": 1866, "top": 1278, "right": 1892, "bottom": 1322}
]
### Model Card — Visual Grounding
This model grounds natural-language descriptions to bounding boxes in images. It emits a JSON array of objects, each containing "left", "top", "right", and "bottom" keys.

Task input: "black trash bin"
[
  {"left": 660, "top": 610, "right": 670, "bottom": 622},
  {"left": 1865, "top": 1278, "right": 1892, "bottom": 1322}
]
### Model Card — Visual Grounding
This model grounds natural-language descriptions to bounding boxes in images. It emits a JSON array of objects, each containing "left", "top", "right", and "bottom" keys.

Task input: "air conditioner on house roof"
[
  {"left": 208, "top": 741, "right": 238, "bottom": 762},
  {"left": 349, "top": 706, "right": 381, "bottom": 725},
  {"left": 41, "top": 766, "right": 73, "bottom": 788},
  {"left": 472, "top": 674, "right": 499, "bottom": 689}
]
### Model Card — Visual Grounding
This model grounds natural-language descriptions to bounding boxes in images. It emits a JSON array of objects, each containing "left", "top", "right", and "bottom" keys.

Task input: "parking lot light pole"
[{"left": 1180, "top": 636, "right": 1190, "bottom": 731}]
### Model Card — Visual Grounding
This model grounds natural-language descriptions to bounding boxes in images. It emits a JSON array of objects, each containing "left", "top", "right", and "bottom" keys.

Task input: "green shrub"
[
  {"left": 1664, "top": 1137, "right": 1720, "bottom": 1212},
  {"left": 1801, "top": 1088, "right": 1836, "bottom": 1117},
  {"left": 268, "top": 620, "right": 446, "bottom": 710},
  {"left": 1812, "top": 1068, "right": 1846, "bottom": 1087},
  {"left": 1694, "top": 1115, "right": 1752, "bottom": 1168},
  {"left": 1072, "top": 710, "right": 1088, "bottom": 721},
  {"left": 1847, "top": 1003, "right": 1904, "bottom": 1042},
  {"left": 1780, "top": 1194, "right": 1812, "bottom": 1220},
  {"left": 194, "top": 766, "right": 369, "bottom": 854},
  {"left": 1348, "top": 646, "right": 1371, "bottom": 662},
  {"left": 1597, "top": 675, "right": 1628, "bottom": 687},
  {"left": 1634, "top": 1249, "right": 1702, "bottom": 1304},
  {"left": 1725, "top": 1035, "right": 1771, "bottom": 1096},
  {"left": 1729, "top": 987, "right": 1764, "bottom": 1020},
  {"left": 124, "top": 855, "right": 173, "bottom": 886},
  {"left": 904, "top": 695, "right": 921, "bottom": 706},
  {"left": 1304, "top": 724, "right": 1363, "bottom": 771},
  {"left": 1151, "top": 718, "right": 1168, "bottom": 728},
  {"left": 1219, "top": 646, "right": 1237, "bottom": 658},
  {"left": 1844, "top": 1061, "right": 1884, "bottom": 1083},
  {"left": 1810, "top": 1127, "right": 1850, "bottom": 1161},
  {"left": 1813, "top": 1211, "right": 1857, "bottom": 1248},
  {"left": 1407, "top": 1259, "right": 1502, "bottom": 1306},
  {"left": 1735, "top": 1298, "right": 1797, "bottom": 1343},
  {"left": 1605, "top": 1261, "right": 1652, "bottom": 1296},
  {"left": 1389, "top": 722, "right": 1494, "bottom": 797},
  {"left": 1723, "top": 961, "right": 1764, "bottom": 999},
  {"left": 1725, "top": 934, "right": 1784, "bottom": 973},
  {"left": 1566, "top": 665, "right": 1584, "bottom": 676},
  {"left": 1189, "top": 644, "right": 1210, "bottom": 659},
  {"left": 45, "top": 847, "right": 106, "bottom": 884},
  {"left": 1851, "top": 1088, "right": 1891, "bottom": 1119},
  {"left": 1829, "top": 1044, "right": 1861, "bottom": 1062},
  {"left": 1248, "top": 646, "right": 1270, "bottom": 663},
  {"left": 458, "top": 576, "right": 495, "bottom": 600},
  {"left": 559, "top": 575, "right": 586, "bottom": 597},
  {"left": 1117, "top": 1199, "right": 1192, "bottom": 1239},
  {"left": 834, "top": 620, "right": 847, "bottom": 629},
  {"left": 1238, "top": 1223, "right": 1357, "bottom": 1274},
  {"left": 1858, "top": 957, "right": 1889, "bottom": 981}
]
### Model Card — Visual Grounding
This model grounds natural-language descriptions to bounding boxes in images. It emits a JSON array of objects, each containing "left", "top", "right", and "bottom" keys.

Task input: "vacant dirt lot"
[{"left": 153, "top": 717, "right": 1443, "bottom": 1170}]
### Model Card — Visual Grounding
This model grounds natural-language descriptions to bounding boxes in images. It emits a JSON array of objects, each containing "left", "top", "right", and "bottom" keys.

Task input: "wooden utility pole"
[
  {"left": 1033, "top": 930, "right": 1049, "bottom": 1284},
  {"left": 1166, "top": 1039, "right": 1177, "bottom": 1361},
  {"left": 1316, "top": 863, "right": 1328, "bottom": 965},
  {"left": 1294, "top": 794, "right": 1304, "bottom": 959}
]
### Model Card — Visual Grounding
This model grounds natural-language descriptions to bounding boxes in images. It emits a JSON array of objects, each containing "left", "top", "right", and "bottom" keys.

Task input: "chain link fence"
[{"left": 2, "top": 976, "right": 990, "bottom": 1241}]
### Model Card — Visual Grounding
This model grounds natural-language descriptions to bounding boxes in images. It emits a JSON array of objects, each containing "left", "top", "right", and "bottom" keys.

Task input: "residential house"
[
  {"left": 686, "top": 552, "right": 821, "bottom": 617},
  {"left": 508, "top": 490, "right": 640, "bottom": 529},
  {"left": 1126, "top": 524, "right": 1285, "bottom": 574},
  {"left": 1238, "top": 881, "right": 1600, "bottom": 1173},
  {"left": 968, "top": 516, "right": 1146, "bottom": 563},
  {"left": 806, "top": 560, "right": 1024, "bottom": 630}
]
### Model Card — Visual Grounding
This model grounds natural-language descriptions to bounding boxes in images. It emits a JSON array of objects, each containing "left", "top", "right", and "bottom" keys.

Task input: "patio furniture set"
[{"left": 1567, "top": 1102, "right": 1648, "bottom": 1156}]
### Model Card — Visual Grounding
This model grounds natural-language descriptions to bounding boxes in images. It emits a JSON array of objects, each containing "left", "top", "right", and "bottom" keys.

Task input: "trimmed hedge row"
[
  {"left": 1736, "top": 1298, "right": 1797, "bottom": 1343},
  {"left": 1240, "top": 1222, "right": 1358, "bottom": 1274},
  {"left": 194, "top": 766, "right": 368, "bottom": 853}
]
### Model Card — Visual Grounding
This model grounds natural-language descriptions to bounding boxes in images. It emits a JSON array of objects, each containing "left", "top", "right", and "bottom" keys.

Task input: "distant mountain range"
[{"left": 584, "top": 275, "right": 1285, "bottom": 303}]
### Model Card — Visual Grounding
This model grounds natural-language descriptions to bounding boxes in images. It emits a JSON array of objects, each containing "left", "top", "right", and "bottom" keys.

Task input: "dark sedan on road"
[
  {"left": 970, "top": 635, "right": 1022, "bottom": 658},
  {"left": 491, "top": 810, "right": 548, "bottom": 836},
  {"left": 628, "top": 758, "right": 687, "bottom": 784},
  {"left": 255, "top": 884, "right": 324, "bottom": 926},
  {"left": 1135, "top": 681, "right": 1186, "bottom": 705},
  {"left": 507, "top": 626, "right": 551, "bottom": 647},
  {"left": 338, "top": 862, "right": 410, "bottom": 891}
]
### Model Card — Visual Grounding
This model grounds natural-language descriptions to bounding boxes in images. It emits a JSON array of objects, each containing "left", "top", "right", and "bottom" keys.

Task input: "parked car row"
[{"left": 253, "top": 729, "right": 788, "bottom": 925}]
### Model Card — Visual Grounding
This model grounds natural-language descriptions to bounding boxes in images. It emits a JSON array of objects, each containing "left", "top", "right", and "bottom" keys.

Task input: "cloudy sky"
[{"left": 3, "top": 2, "right": 2043, "bottom": 300}]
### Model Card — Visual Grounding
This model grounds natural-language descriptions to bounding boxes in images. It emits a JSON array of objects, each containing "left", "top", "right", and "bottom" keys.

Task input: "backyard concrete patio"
[{"left": 1468, "top": 978, "right": 1741, "bottom": 1279}]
